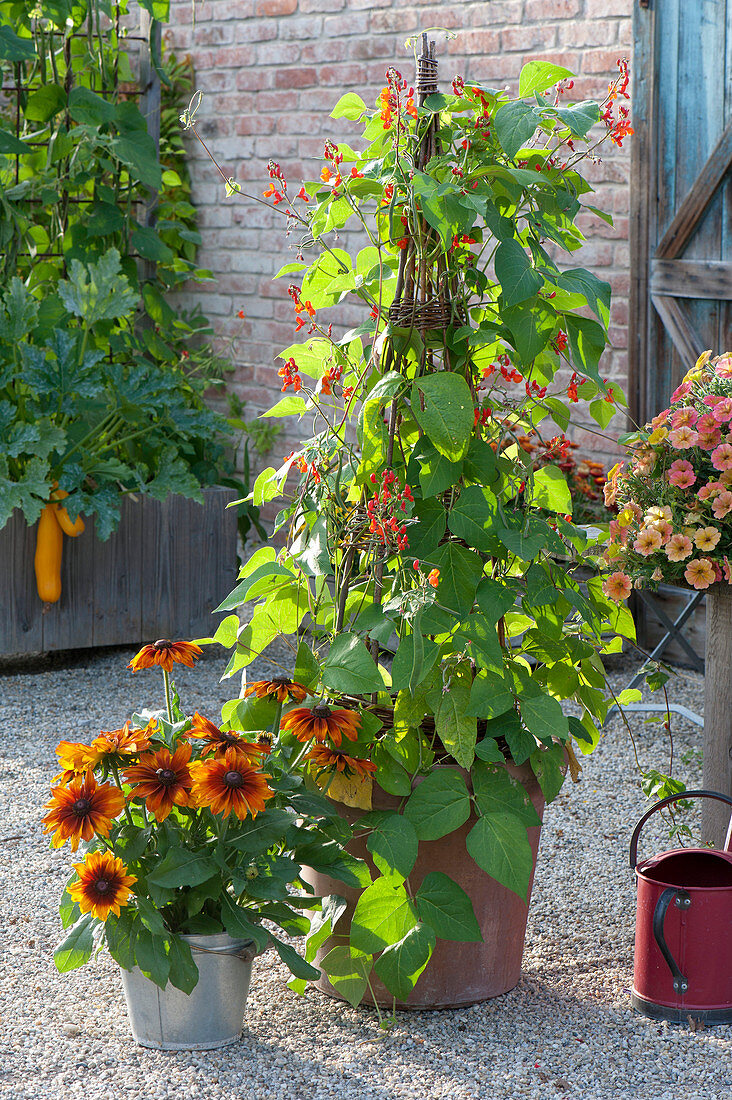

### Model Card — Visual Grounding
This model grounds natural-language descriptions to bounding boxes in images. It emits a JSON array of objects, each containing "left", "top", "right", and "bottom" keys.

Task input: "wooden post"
[
  {"left": 702, "top": 586, "right": 732, "bottom": 845},
  {"left": 138, "top": 8, "right": 161, "bottom": 287}
]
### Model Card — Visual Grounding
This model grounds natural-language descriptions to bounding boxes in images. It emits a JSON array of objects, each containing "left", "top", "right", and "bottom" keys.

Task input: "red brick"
[
  {"left": 582, "top": 48, "right": 628, "bottom": 74},
  {"left": 526, "top": 0, "right": 581, "bottom": 17},
  {"left": 235, "top": 115, "right": 276, "bottom": 136},
  {"left": 502, "top": 25, "right": 557, "bottom": 52},
  {"left": 274, "top": 66, "right": 318, "bottom": 88},
  {"left": 300, "top": 0, "right": 345, "bottom": 10},
  {"left": 256, "top": 0, "right": 297, "bottom": 15},
  {"left": 448, "top": 29, "right": 501, "bottom": 55},
  {"left": 586, "top": 0, "right": 631, "bottom": 16}
]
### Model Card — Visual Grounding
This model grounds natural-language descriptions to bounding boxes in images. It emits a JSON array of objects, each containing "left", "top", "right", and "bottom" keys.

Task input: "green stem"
[
  {"left": 110, "top": 760, "right": 134, "bottom": 827},
  {"left": 270, "top": 698, "right": 283, "bottom": 741},
  {"left": 163, "top": 669, "right": 174, "bottom": 722}
]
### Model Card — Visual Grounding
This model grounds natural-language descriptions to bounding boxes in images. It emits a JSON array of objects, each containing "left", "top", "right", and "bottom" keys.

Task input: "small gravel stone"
[{"left": 0, "top": 647, "right": 730, "bottom": 1099}]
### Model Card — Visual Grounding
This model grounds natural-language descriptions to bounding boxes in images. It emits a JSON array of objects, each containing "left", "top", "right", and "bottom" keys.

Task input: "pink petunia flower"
[
  {"left": 694, "top": 526, "right": 721, "bottom": 552},
  {"left": 665, "top": 534, "right": 693, "bottom": 562},
  {"left": 697, "top": 413, "right": 718, "bottom": 433},
  {"left": 602, "top": 572, "right": 632, "bottom": 602},
  {"left": 712, "top": 491, "right": 732, "bottom": 520},
  {"left": 670, "top": 407, "right": 698, "bottom": 429},
  {"left": 633, "top": 528, "right": 663, "bottom": 557},
  {"left": 712, "top": 396, "right": 732, "bottom": 423},
  {"left": 651, "top": 519, "right": 673, "bottom": 544},
  {"left": 711, "top": 443, "right": 732, "bottom": 471},
  {"left": 668, "top": 426, "right": 698, "bottom": 449},
  {"left": 697, "top": 429, "right": 722, "bottom": 451},
  {"left": 715, "top": 356, "right": 732, "bottom": 379},
  {"left": 684, "top": 557, "right": 717, "bottom": 590},
  {"left": 670, "top": 381, "right": 692, "bottom": 402},
  {"left": 667, "top": 459, "right": 696, "bottom": 488}
]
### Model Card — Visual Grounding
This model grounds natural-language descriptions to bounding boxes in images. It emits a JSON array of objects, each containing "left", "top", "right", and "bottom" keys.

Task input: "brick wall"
[{"left": 164, "top": 0, "right": 632, "bottom": 467}]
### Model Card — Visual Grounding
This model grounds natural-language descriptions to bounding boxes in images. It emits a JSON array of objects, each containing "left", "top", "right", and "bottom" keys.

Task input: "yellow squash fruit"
[
  {"left": 51, "top": 488, "right": 85, "bottom": 537},
  {"left": 34, "top": 504, "right": 64, "bottom": 604}
]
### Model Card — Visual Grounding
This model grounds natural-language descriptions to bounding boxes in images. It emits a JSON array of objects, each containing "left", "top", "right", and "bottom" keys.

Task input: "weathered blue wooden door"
[{"left": 630, "top": 0, "right": 732, "bottom": 424}]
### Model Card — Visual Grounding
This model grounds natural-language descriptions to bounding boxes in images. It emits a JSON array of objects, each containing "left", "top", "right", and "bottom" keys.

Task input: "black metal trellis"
[{"left": 0, "top": 2, "right": 160, "bottom": 272}]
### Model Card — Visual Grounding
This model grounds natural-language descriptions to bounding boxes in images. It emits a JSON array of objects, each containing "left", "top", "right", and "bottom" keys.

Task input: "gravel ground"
[{"left": 1, "top": 646, "right": 730, "bottom": 1100}]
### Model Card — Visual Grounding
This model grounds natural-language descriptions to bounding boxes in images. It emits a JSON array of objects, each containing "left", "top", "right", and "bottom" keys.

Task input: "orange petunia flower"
[
  {"left": 190, "top": 748, "right": 274, "bottom": 820},
  {"left": 243, "top": 678, "right": 310, "bottom": 704},
  {"left": 68, "top": 850, "right": 137, "bottom": 921},
  {"left": 42, "top": 773, "right": 126, "bottom": 851},
  {"left": 123, "top": 744, "right": 193, "bottom": 821},
  {"left": 280, "top": 704, "right": 361, "bottom": 748},
  {"left": 128, "top": 639, "right": 202, "bottom": 674},
  {"left": 90, "top": 720, "right": 155, "bottom": 763},
  {"left": 52, "top": 741, "right": 97, "bottom": 785},
  {"left": 307, "top": 744, "right": 376, "bottom": 782},
  {"left": 188, "top": 712, "right": 270, "bottom": 764}
]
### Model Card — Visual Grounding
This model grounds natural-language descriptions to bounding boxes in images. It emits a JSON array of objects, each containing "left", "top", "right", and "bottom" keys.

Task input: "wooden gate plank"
[
  {"left": 650, "top": 294, "right": 705, "bottom": 369},
  {"left": 92, "top": 496, "right": 145, "bottom": 648},
  {"left": 656, "top": 121, "right": 732, "bottom": 260},
  {"left": 0, "top": 511, "right": 43, "bottom": 654},
  {"left": 650, "top": 259, "right": 732, "bottom": 300},
  {"left": 40, "top": 520, "right": 95, "bottom": 652}
]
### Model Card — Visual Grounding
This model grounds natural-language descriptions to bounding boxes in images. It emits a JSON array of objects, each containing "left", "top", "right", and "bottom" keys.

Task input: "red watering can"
[{"left": 630, "top": 789, "right": 732, "bottom": 1024}]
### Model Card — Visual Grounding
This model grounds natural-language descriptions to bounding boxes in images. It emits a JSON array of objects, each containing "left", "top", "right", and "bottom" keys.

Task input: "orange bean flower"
[
  {"left": 42, "top": 773, "right": 126, "bottom": 851},
  {"left": 68, "top": 850, "right": 137, "bottom": 921},
  {"left": 128, "top": 639, "right": 202, "bottom": 674},
  {"left": 280, "top": 704, "right": 361, "bottom": 747},
  {"left": 307, "top": 744, "right": 376, "bottom": 782},
  {"left": 123, "top": 744, "right": 193, "bottom": 821},
  {"left": 243, "top": 678, "right": 310, "bottom": 704},
  {"left": 190, "top": 748, "right": 273, "bottom": 820},
  {"left": 188, "top": 712, "right": 270, "bottom": 764}
]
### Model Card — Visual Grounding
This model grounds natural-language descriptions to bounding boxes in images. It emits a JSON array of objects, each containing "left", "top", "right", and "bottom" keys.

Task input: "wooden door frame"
[{"left": 630, "top": 1, "right": 732, "bottom": 427}]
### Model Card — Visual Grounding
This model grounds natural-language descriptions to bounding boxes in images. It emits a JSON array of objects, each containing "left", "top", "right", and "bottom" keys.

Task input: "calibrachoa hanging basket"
[{"left": 605, "top": 350, "right": 732, "bottom": 598}]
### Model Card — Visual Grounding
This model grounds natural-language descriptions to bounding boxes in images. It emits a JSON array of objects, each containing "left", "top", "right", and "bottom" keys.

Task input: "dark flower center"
[
  {"left": 72, "top": 798, "right": 91, "bottom": 817},
  {"left": 221, "top": 731, "right": 239, "bottom": 744},
  {"left": 94, "top": 879, "right": 111, "bottom": 895},
  {"left": 312, "top": 705, "right": 332, "bottom": 718},
  {"left": 154, "top": 639, "right": 172, "bottom": 650},
  {"left": 155, "top": 768, "right": 177, "bottom": 786},
  {"left": 223, "top": 770, "right": 244, "bottom": 789},
  {"left": 270, "top": 677, "right": 290, "bottom": 686}
]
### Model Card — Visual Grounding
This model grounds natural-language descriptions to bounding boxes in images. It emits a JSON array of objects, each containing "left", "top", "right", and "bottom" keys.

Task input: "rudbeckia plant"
[
  {"left": 45, "top": 641, "right": 356, "bottom": 1005},
  {"left": 193, "top": 41, "right": 635, "bottom": 1008}
]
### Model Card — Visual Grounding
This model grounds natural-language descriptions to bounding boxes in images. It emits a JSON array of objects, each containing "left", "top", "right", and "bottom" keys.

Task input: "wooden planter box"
[{"left": 0, "top": 488, "right": 238, "bottom": 658}]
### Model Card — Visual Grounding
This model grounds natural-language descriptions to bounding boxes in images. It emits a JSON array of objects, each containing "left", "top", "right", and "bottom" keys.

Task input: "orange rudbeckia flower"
[
  {"left": 128, "top": 639, "right": 202, "bottom": 674},
  {"left": 123, "top": 744, "right": 193, "bottom": 821},
  {"left": 243, "top": 678, "right": 310, "bottom": 704},
  {"left": 190, "top": 748, "right": 274, "bottom": 820},
  {"left": 307, "top": 744, "right": 376, "bottom": 782},
  {"left": 68, "top": 850, "right": 137, "bottom": 921},
  {"left": 188, "top": 713, "right": 270, "bottom": 764},
  {"left": 42, "top": 773, "right": 126, "bottom": 851},
  {"left": 90, "top": 720, "right": 155, "bottom": 762},
  {"left": 280, "top": 704, "right": 361, "bottom": 747},
  {"left": 52, "top": 741, "right": 97, "bottom": 785}
]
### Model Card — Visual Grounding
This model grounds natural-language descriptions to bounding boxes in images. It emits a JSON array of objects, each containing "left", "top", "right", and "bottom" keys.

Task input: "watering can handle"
[{"left": 629, "top": 788, "right": 732, "bottom": 869}]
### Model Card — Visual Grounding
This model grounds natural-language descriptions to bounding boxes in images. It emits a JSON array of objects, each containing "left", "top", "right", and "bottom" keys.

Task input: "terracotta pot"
[{"left": 302, "top": 759, "right": 545, "bottom": 1009}]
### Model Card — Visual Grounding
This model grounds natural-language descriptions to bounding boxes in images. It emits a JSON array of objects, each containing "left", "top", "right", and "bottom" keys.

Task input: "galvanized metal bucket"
[{"left": 120, "top": 933, "right": 256, "bottom": 1050}]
